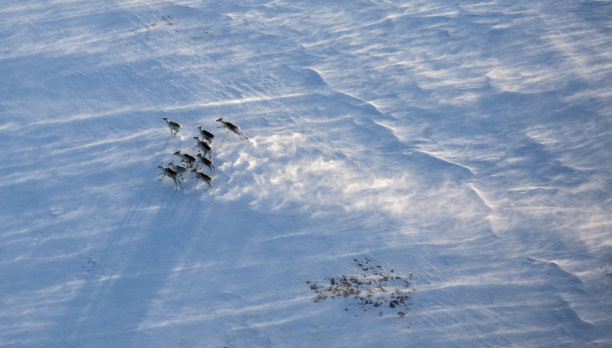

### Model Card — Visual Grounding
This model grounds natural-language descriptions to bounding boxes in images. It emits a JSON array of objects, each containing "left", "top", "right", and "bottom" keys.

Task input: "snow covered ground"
[{"left": 1, "top": 0, "right": 611, "bottom": 346}]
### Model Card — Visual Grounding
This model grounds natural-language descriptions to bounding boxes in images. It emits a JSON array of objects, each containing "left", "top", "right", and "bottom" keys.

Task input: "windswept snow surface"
[{"left": 1, "top": 0, "right": 612, "bottom": 347}]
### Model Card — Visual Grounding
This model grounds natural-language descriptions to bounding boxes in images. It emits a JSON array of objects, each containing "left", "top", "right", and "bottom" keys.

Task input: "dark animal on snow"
[
  {"left": 174, "top": 151, "right": 196, "bottom": 167},
  {"left": 162, "top": 117, "right": 182, "bottom": 138},
  {"left": 192, "top": 168, "right": 213, "bottom": 190},
  {"left": 167, "top": 161, "right": 187, "bottom": 178},
  {"left": 197, "top": 126, "right": 215, "bottom": 143},
  {"left": 196, "top": 153, "right": 215, "bottom": 176},
  {"left": 193, "top": 137, "right": 212, "bottom": 158},
  {"left": 216, "top": 117, "right": 248, "bottom": 140},
  {"left": 158, "top": 163, "right": 183, "bottom": 190}
]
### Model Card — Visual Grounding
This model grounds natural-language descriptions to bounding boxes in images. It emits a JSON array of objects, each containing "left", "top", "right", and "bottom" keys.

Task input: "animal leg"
[{"left": 174, "top": 177, "right": 183, "bottom": 190}]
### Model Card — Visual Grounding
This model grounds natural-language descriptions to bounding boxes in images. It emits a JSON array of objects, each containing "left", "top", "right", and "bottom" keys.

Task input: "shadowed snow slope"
[{"left": 1, "top": 0, "right": 611, "bottom": 347}]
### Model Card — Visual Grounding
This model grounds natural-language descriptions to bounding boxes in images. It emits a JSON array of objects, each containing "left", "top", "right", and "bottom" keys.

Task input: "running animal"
[
  {"left": 162, "top": 117, "right": 182, "bottom": 138},
  {"left": 196, "top": 153, "right": 216, "bottom": 176},
  {"left": 158, "top": 164, "right": 183, "bottom": 190},
  {"left": 167, "top": 161, "right": 187, "bottom": 178},
  {"left": 197, "top": 126, "right": 215, "bottom": 143},
  {"left": 216, "top": 117, "right": 248, "bottom": 140},
  {"left": 174, "top": 151, "right": 196, "bottom": 167},
  {"left": 193, "top": 137, "right": 212, "bottom": 158},
  {"left": 192, "top": 168, "right": 213, "bottom": 190}
]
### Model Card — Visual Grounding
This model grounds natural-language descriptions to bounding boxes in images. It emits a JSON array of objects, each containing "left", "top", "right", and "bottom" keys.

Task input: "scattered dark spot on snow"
[
  {"left": 307, "top": 258, "right": 413, "bottom": 318},
  {"left": 161, "top": 15, "right": 174, "bottom": 26},
  {"left": 82, "top": 257, "right": 97, "bottom": 273},
  {"left": 190, "top": 31, "right": 211, "bottom": 40}
]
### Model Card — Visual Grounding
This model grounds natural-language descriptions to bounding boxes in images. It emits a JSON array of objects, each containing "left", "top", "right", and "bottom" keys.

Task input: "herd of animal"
[{"left": 158, "top": 116, "right": 248, "bottom": 191}]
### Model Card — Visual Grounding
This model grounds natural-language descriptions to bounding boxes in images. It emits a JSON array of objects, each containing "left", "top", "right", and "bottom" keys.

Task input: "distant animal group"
[{"left": 159, "top": 117, "right": 248, "bottom": 191}]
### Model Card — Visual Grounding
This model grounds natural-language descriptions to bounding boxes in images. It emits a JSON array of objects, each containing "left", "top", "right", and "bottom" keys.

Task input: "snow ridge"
[{"left": 1, "top": 0, "right": 611, "bottom": 347}]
